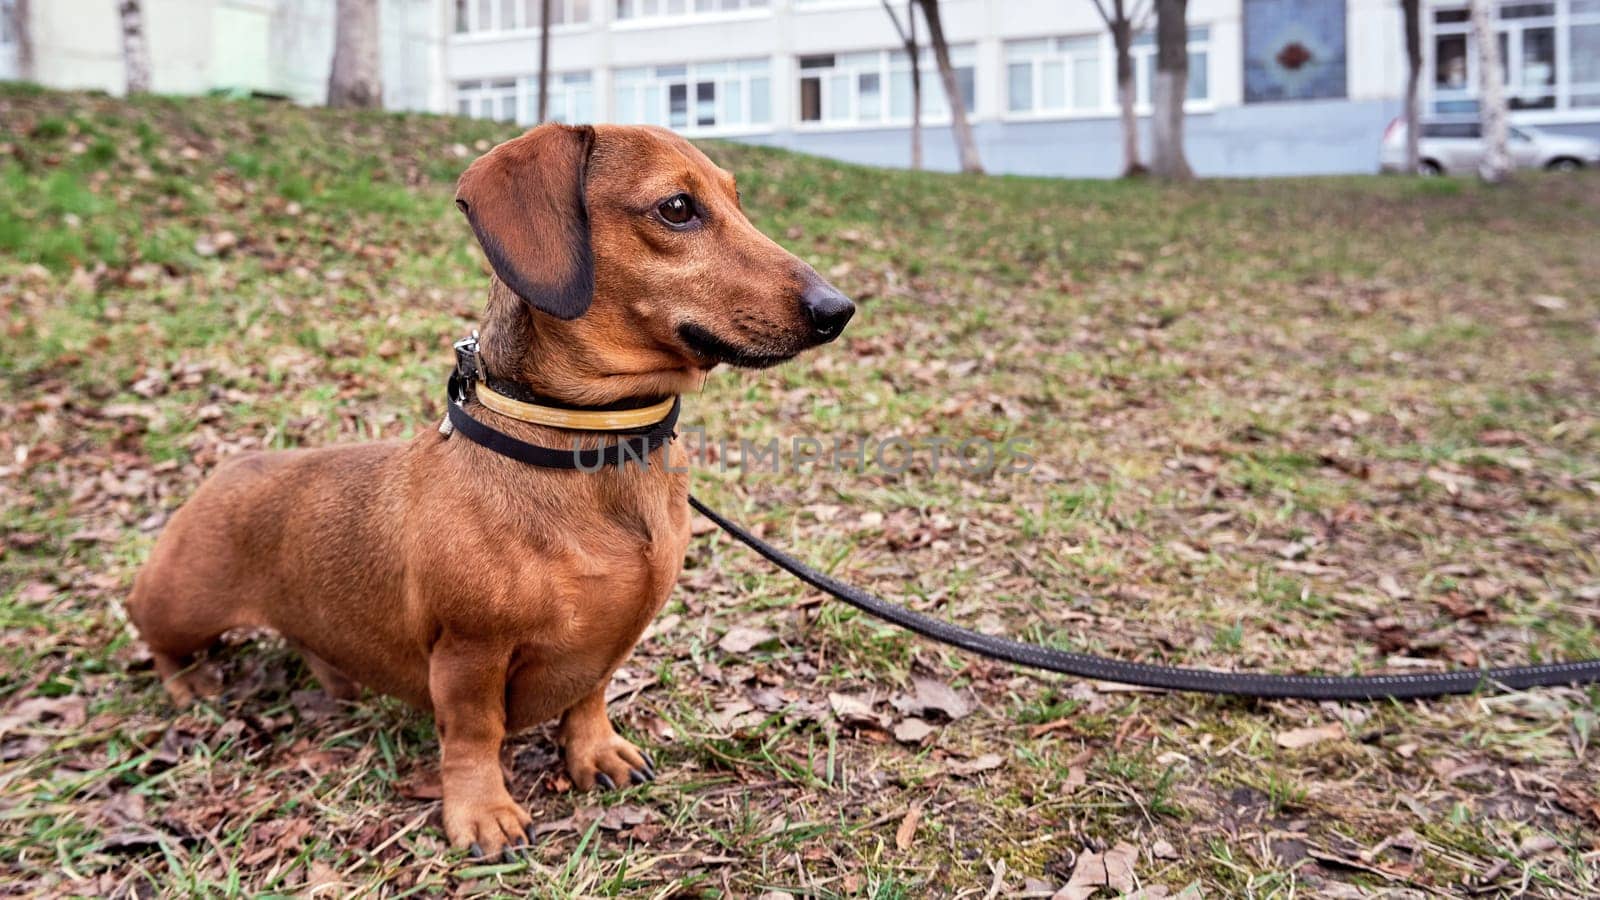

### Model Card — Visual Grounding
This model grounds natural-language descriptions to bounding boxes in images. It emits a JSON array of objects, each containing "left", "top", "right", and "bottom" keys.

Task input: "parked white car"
[{"left": 1379, "top": 118, "right": 1600, "bottom": 175}]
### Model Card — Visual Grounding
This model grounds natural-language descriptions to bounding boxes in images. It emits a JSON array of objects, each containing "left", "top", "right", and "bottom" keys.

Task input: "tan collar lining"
[{"left": 474, "top": 380, "right": 678, "bottom": 431}]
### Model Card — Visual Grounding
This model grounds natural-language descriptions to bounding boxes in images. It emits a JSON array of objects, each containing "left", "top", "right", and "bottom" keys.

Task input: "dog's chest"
[{"left": 501, "top": 507, "right": 688, "bottom": 729}]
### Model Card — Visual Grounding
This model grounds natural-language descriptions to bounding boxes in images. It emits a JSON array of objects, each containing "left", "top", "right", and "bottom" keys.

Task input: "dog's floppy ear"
[{"left": 454, "top": 124, "right": 596, "bottom": 320}]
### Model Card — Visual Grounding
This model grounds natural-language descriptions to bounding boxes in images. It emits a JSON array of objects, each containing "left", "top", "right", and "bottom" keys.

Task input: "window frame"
[
  {"left": 611, "top": 0, "right": 773, "bottom": 30},
  {"left": 454, "top": 71, "right": 596, "bottom": 125},
  {"left": 1423, "top": 0, "right": 1600, "bottom": 118},
  {"left": 1000, "top": 28, "right": 1214, "bottom": 122},
  {"left": 795, "top": 45, "right": 977, "bottom": 132},
  {"left": 452, "top": 0, "right": 593, "bottom": 38},
  {"left": 611, "top": 58, "right": 774, "bottom": 136}
]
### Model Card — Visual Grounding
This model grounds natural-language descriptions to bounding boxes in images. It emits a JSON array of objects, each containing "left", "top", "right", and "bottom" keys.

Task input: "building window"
[
  {"left": 0, "top": 0, "right": 16, "bottom": 46},
  {"left": 798, "top": 46, "right": 975, "bottom": 126},
  {"left": 615, "top": 0, "right": 769, "bottom": 21},
  {"left": 455, "top": 0, "right": 591, "bottom": 33},
  {"left": 1132, "top": 28, "right": 1210, "bottom": 106},
  {"left": 1005, "top": 36, "right": 1104, "bottom": 114},
  {"left": 1004, "top": 30, "right": 1208, "bottom": 116},
  {"left": 613, "top": 59, "right": 772, "bottom": 133},
  {"left": 456, "top": 80, "right": 517, "bottom": 119},
  {"left": 1430, "top": 0, "right": 1600, "bottom": 112},
  {"left": 524, "top": 72, "right": 596, "bottom": 123},
  {"left": 456, "top": 73, "right": 594, "bottom": 124}
]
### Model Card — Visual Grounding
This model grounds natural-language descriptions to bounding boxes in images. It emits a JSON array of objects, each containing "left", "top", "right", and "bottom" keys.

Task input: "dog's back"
[{"left": 127, "top": 440, "right": 425, "bottom": 704}]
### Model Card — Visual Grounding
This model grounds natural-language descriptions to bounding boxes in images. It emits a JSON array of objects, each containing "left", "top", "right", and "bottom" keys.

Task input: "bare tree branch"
[
  {"left": 1129, "top": 0, "right": 1153, "bottom": 29},
  {"left": 884, "top": 0, "right": 922, "bottom": 170},
  {"left": 881, "top": 0, "right": 910, "bottom": 41},
  {"left": 1088, "top": 0, "right": 1114, "bottom": 29}
]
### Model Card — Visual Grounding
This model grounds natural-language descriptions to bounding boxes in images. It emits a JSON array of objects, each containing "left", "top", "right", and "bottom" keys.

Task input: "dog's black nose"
[{"left": 801, "top": 281, "right": 855, "bottom": 341}]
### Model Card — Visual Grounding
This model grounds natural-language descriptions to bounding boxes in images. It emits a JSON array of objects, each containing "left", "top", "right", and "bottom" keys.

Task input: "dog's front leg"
[
  {"left": 558, "top": 684, "right": 656, "bottom": 790},
  {"left": 428, "top": 639, "right": 532, "bottom": 857}
]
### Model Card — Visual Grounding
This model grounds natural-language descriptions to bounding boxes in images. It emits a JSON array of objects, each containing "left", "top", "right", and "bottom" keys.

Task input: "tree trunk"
[
  {"left": 1401, "top": 0, "right": 1421, "bottom": 173},
  {"left": 915, "top": 0, "right": 983, "bottom": 174},
  {"left": 908, "top": 2, "right": 922, "bottom": 171},
  {"left": 8, "top": 0, "right": 32, "bottom": 82},
  {"left": 328, "top": 0, "right": 383, "bottom": 109},
  {"left": 1149, "top": 0, "right": 1192, "bottom": 179},
  {"left": 119, "top": 0, "right": 152, "bottom": 95},
  {"left": 1112, "top": 18, "right": 1142, "bottom": 176},
  {"left": 881, "top": 0, "right": 923, "bottom": 170},
  {"left": 537, "top": 0, "right": 551, "bottom": 121},
  {"left": 1469, "top": 0, "right": 1510, "bottom": 183}
]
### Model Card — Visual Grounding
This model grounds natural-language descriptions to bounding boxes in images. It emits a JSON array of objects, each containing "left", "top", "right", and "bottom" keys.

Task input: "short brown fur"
[{"left": 126, "top": 124, "right": 851, "bottom": 856}]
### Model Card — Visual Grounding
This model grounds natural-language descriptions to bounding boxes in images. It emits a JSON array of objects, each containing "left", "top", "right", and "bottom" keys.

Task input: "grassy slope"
[{"left": 2, "top": 85, "right": 1598, "bottom": 896}]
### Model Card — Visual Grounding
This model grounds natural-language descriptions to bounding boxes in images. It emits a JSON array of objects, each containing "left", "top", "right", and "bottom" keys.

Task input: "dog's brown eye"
[{"left": 657, "top": 194, "right": 696, "bottom": 226}]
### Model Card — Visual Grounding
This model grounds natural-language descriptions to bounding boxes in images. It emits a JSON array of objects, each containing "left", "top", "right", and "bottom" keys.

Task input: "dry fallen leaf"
[
  {"left": 708, "top": 699, "right": 757, "bottom": 731},
  {"left": 0, "top": 695, "right": 88, "bottom": 735},
  {"left": 718, "top": 625, "right": 777, "bottom": 654},
  {"left": 894, "top": 802, "right": 923, "bottom": 850},
  {"left": 893, "top": 717, "right": 936, "bottom": 744},
  {"left": 891, "top": 677, "right": 972, "bottom": 721},
  {"left": 1056, "top": 840, "right": 1138, "bottom": 899},
  {"left": 828, "top": 692, "right": 884, "bottom": 730},
  {"left": 1276, "top": 723, "right": 1345, "bottom": 750},
  {"left": 599, "top": 804, "right": 650, "bottom": 831},
  {"left": 948, "top": 753, "right": 1005, "bottom": 777},
  {"left": 395, "top": 769, "right": 443, "bottom": 800}
]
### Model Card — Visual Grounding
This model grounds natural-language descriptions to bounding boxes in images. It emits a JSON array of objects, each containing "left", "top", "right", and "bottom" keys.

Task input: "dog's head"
[{"left": 455, "top": 124, "right": 853, "bottom": 387}]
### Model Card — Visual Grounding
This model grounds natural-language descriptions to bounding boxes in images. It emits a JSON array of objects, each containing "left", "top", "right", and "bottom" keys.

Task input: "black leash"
[
  {"left": 438, "top": 356, "right": 1600, "bottom": 700},
  {"left": 689, "top": 497, "right": 1600, "bottom": 701}
]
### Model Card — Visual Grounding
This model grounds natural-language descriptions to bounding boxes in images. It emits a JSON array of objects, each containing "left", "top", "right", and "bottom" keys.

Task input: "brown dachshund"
[{"left": 125, "top": 124, "right": 854, "bottom": 857}]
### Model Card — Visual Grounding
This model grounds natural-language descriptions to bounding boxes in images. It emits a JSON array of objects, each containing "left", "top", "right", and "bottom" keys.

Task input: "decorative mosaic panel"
[{"left": 1244, "top": 0, "right": 1348, "bottom": 102}]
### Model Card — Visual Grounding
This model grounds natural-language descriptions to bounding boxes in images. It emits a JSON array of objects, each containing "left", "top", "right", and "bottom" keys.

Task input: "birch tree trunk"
[
  {"left": 537, "top": 0, "right": 551, "bottom": 121},
  {"left": 1469, "top": 0, "right": 1510, "bottom": 182},
  {"left": 7, "top": 0, "right": 32, "bottom": 82},
  {"left": 1113, "top": 18, "right": 1142, "bottom": 176},
  {"left": 915, "top": 0, "right": 983, "bottom": 174},
  {"left": 909, "top": 3, "right": 923, "bottom": 171},
  {"left": 1402, "top": 0, "right": 1421, "bottom": 173},
  {"left": 328, "top": 0, "right": 383, "bottom": 109},
  {"left": 119, "top": 0, "right": 152, "bottom": 95},
  {"left": 1149, "top": 0, "right": 1192, "bottom": 179},
  {"left": 881, "top": 0, "right": 922, "bottom": 170}
]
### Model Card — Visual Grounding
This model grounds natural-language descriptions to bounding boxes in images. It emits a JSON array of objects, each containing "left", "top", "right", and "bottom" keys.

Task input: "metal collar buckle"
[{"left": 452, "top": 332, "right": 481, "bottom": 404}]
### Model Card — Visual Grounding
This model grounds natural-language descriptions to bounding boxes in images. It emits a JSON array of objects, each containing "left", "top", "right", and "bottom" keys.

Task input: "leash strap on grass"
[{"left": 689, "top": 495, "right": 1600, "bottom": 700}]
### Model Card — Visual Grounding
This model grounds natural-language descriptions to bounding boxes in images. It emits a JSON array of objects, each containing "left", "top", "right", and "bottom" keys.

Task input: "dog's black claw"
[
  {"left": 642, "top": 751, "right": 657, "bottom": 771},
  {"left": 629, "top": 769, "right": 648, "bottom": 785},
  {"left": 596, "top": 772, "right": 616, "bottom": 791},
  {"left": 469, "top": 842, "right": 485, "bottom": 859},
  {"left": 642, "top": 763, "right": 657, "bottom": 781},
  {"left": 525, "top": 823, "right": 537, "bottom": 841}
]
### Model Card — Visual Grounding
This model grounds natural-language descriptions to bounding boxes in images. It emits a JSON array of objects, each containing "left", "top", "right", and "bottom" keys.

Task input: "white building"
[
  {"left": 0, "top": 0, "right": 448, "bottom": 111},
  {"left": 3, "top": 0, "right": 1596, "bottom": 176},
  {"left": 443, "top": 0, "right": 1600, "bottom": 175}
]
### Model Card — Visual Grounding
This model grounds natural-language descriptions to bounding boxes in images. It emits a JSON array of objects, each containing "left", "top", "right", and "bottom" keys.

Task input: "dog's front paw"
[
  {"left": 564, "top": 734, "right": 656, "bottom": 791},
  {"left": 443, "top": 791, "right": 533, "bottom": 859}
]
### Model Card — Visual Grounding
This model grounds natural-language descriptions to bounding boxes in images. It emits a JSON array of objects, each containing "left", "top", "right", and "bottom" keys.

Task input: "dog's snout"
[{"left": 801, "top": 281, "right": 855, "bottom": 342}]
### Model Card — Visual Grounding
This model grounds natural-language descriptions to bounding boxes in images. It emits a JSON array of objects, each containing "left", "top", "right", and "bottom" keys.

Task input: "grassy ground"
[{"left": 2, "top": 85, "right": 1598, "bottom": 897}]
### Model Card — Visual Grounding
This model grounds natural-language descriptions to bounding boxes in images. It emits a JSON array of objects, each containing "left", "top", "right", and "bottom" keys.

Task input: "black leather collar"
[{"left": 442, "top": 335, "right": 679, "bottom": 470}]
